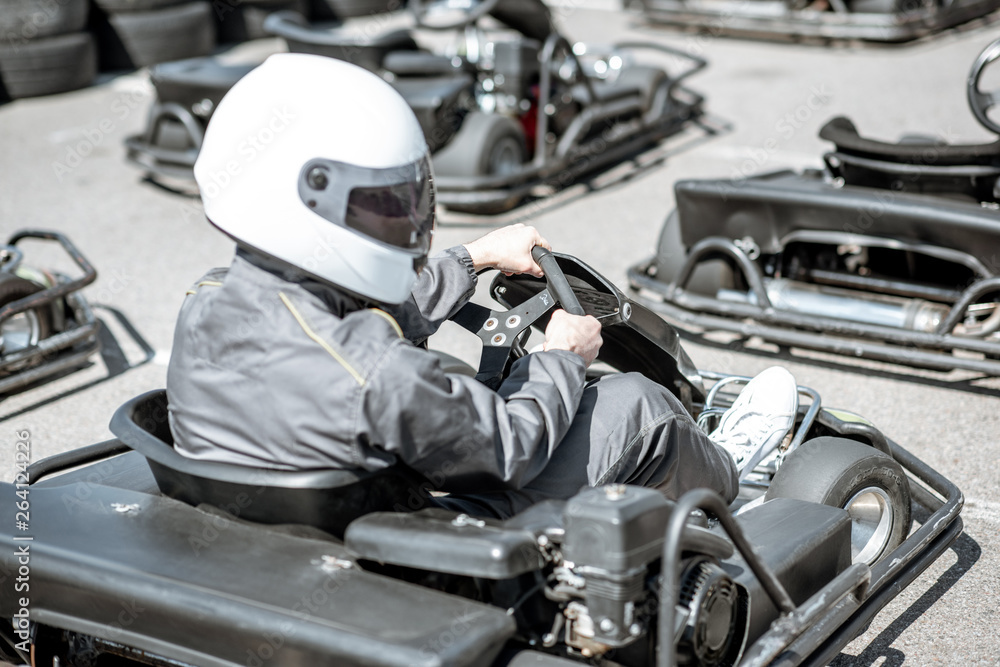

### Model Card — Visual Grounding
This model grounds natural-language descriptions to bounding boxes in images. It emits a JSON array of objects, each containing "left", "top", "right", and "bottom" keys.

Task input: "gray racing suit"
[{"left": 167, "top": 246, "right": 738, "bottom": 518}]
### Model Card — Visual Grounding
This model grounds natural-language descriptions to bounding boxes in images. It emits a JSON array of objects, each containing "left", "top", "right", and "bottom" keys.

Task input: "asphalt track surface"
[{"left": 1, "top": 2, "right": 999, "bottom": 664}]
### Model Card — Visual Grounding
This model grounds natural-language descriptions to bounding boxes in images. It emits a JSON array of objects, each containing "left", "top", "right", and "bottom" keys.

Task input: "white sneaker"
[{"left": 709, "top": 367, "right": 798, "bottom": 481}]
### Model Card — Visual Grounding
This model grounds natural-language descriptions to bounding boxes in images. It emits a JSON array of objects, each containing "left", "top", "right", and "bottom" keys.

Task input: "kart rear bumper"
[
  {"left": 627, "top": 171, "right": 1000, "bottom": 374},
  {"left": 0, "top": 230, "right": 101, "bottom": 394},
  {"left": 635, "top": 0, "right": 1000, "bottom": 43}
]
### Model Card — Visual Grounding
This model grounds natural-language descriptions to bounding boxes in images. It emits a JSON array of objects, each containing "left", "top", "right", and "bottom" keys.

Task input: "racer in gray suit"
[{"left": 167, "top": 53, "right": 798, "bottom": 518}]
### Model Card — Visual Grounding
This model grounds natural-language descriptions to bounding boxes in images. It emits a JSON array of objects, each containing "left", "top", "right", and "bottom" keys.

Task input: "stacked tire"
[
  {"left": 0, "top": 0, "right": 96, "bottom": 100},
  {"left": 89, "top": 0, "right": 217, "bottom": 70}
]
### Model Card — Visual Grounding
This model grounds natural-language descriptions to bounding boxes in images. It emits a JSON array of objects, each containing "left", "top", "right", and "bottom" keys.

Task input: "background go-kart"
[{"left": 1, "top": 1, "right": 998, "bottom": 663}]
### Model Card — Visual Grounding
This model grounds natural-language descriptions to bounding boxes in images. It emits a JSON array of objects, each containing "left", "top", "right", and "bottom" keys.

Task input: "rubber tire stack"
[
  {"left": 216, "top": 0, "right": 312, "bottom": 44},
  {"left": 90, "top": 0, "right": 218, "bottom": 70},
  {"left": 0, "top": 0, "right": 96, "bottom": 100}
]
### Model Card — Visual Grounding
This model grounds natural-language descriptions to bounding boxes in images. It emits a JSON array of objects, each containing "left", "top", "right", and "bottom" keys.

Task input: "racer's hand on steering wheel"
[
  {"left": 543, "top": 309, "right": 603, "bottom": 366},
  {"left": 451, "top": 238, "right": 600, "bottom": 385},
  {"left": 464, "top": 224, "right": 550, "bottom": 277}
]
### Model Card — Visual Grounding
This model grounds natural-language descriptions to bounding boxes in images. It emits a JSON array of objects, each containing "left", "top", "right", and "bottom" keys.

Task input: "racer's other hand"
[
  {"left": 464, "top": 224, "right": 550, "bottom": 277},
  {"left": 543, "top": 309, "right": 603, "bottom": 366}
]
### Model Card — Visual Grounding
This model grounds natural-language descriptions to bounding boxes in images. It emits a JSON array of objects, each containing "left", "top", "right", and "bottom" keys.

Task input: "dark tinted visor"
[
  {"left": 299, "top": 155, "right": 435, "bottom": 257},
  {"left": 344, "top": 161, "right": 434, "bottom": 253}
]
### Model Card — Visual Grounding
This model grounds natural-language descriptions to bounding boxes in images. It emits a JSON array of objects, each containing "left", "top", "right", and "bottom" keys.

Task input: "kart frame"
[
  {"left": 0, "top": 230, "right": 100, "bottom": 395},
  {"left": 627, "top": 170, "right": 1000, "bottom": 375},
  {"left": 0, "top": 368, "right": 963, "bottom": 667},
  {"left": 432, "top": 38, "right": 707, "bottom": 214},
  {"left": 632, "top": 0, "right": 1000, "bottom": 44}
]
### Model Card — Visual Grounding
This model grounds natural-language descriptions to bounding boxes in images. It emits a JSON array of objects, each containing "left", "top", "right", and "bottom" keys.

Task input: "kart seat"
[
  {"left": 820, "top": 116, "right": 1000, "bottom": 202},
  {"left": 489, "top": 0, "right": 556, "bottom": 43},
  {"left": 109, "top": 390, "right": 427, "bottom": 538},
  {"left": 390, "top": 74, "right": 473, "bottom": 151},
  {"left": 383, "top": 51, "right": 470, "bottom": 77},
  {"left": 125, "top": 56, "right": 258, "bottom": 179},
  {"left": 572, "top": 79, "right": 644, "bottom": 107},
  {"left": 149, "top": 57, "right": 256, "bottom": 111},
  {"left": 820, "top": 116, "right": 1000, "bottom": 165},
  {"left": 264, "top": 11, "right": 420, "bottom": 72}
]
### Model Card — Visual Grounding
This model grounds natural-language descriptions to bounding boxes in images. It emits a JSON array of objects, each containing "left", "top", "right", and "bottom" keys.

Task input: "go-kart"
[
  {"left": 629, "top": 0, "right": 1000, "bottom": 43},
  {"left": 126, "top": 0, "right": 706, "bottom": 214},
  {"left": 1, "top": 248, "right": 963, "bottom": 667},
  {"left": 627, "top": 37, "right": 1000, "bottom": 376},
  {"left": 0, "top": 230, "right": 100, "bottom": 396}
]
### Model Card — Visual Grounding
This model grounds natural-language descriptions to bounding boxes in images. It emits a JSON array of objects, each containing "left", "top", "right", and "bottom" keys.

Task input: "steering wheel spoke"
[
  {"left": 454, "top": 288, "right": 555, "bottom": 387},
  {"left": 448, "top": 247, "right": 586, "bottom": 388}
]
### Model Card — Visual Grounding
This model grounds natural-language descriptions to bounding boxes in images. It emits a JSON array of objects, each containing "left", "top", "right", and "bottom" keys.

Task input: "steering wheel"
[
  {"left": 410, "top": 0, "right": 501, "bottom": 30},
  {"left": 967, "top": 37, "right": 1000, "bottom": 135},
  {"left": 451, "top": 247, "right": 585, "bottom": 389}
]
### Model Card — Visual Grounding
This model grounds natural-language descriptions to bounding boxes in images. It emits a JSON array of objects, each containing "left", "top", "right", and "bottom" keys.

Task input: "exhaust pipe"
[{"left": 718, "top": 279, "right": 950, "bottom": 333}]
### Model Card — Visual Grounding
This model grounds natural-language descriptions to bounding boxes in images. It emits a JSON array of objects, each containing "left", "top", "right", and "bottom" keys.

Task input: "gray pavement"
[{"left": 2, "top": 3, "right": 1000, "bottom": 664}]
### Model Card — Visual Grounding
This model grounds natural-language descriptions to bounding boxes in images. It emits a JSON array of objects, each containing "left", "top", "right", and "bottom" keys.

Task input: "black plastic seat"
[
  {"left": 572, "top": 79, "right": 643, "bottom": 107},
  {"left": 383, "top": 51, "right": 468, "bottom": 77},
  {"left": 820, "top": 116, "right": 1000, "bottom": 166},
  {"left": 820, "top": 116, "right": 1000, "bottom": 202},
  {"left": 109, "top": 390, "right": 426, "bottom": 537},
  {"left": 125, "top": 56, "right": 259, "bottom": 179},
  {"left": 150, "top": 57, "right": 256, "bottom": 111},
  {"left": 390, "top": 74, "right": 473, "bottom": 151},
  {"left": 263, "top": 11, "right": 419, "bottom": 72}
]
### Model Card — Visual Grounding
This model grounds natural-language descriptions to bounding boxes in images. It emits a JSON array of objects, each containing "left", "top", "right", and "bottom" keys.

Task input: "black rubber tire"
[
  {"left": 0, "top": 0, "right": 89, "bottom": 41},
  {"left": 216, "top": 0, "right": 309, "bottom": 43},
  {"left": 93, "top": 1, "right": 216, "bottom": 70},
  {"left": 614, "top": 64, "right": 670, "bottom": 120},
  {"left": 93, "top": 0, "right": 188, "bottom": 12},
  {"left": 0, "top": 273, "right": 54, "bottom": 357},
  {"left": 432, "top": 111, "right": 527, "bottom": 178},
  {"left": 653, "top": 210, "right": 735, "bottom": 296},
  {"left": 0, "top": 31, "right": 96, "bottom": 99},
  {"left": 764, "top": 437, "right": 912, "bottom": 567}
]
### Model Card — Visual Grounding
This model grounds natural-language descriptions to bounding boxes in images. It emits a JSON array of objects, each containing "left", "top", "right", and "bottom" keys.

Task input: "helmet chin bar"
[
  {"left": 229, "top": 239, "right": 418, "bottom": 309},
  {"left": 297, "top": 156, "right": 435, "bottom": 259}
]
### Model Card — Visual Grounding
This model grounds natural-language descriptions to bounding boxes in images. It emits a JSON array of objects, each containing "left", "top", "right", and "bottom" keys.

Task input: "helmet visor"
[
  {"left": 299, "top": 155, "right": 435, "bottom": 259},
  {"left": 344, "top": 159, "right": 434, "bottom": 253}
]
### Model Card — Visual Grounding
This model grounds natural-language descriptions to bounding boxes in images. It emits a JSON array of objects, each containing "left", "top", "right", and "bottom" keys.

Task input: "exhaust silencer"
[{"left": 718, "top": 278, "right": 950, "bottom": 333}]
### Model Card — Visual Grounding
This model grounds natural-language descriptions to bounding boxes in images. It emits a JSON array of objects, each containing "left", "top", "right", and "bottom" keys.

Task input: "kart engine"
[
  {"left": 552, "top": 486, "right": 749, "bottom": 666},
  {"left": 482, "top": 38, "right": 578, "bottom": 147}
]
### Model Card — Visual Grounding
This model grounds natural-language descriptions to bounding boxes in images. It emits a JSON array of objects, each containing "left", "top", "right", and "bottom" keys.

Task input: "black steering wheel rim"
[
  {"left": 410, "top": 0, "right": 502, "bottom": 30},
  {"left": 967, "top": 37, "right": 1000, "bottom": 135}
]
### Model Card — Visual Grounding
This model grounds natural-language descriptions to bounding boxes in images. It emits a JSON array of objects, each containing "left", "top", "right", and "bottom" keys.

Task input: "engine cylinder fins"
[{"left": 676, "top": 557, "right": 749, "bottom": 667}]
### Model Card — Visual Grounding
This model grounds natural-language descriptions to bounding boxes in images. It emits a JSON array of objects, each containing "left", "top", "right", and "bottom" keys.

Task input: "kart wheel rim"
[
  {"left": 0, "top": 309, "right": 41, "bottom": 354},
  {"left": 845, "top": 486, "right": 893, "bottom": 565},
  {"left": 488, "top": 137, "right": 523, "bottom": 176}
]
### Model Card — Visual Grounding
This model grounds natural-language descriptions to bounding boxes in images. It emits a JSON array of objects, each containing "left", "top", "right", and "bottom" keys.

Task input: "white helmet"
[{"left": 194, "top": 53, "right": 435, "bottom": 304}]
